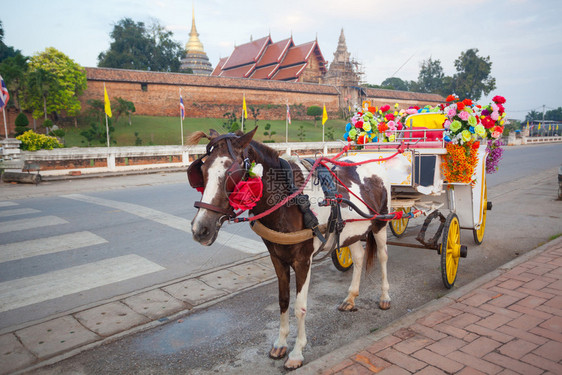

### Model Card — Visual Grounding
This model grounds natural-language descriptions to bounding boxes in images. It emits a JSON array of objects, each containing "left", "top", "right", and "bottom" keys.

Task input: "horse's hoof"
[
  {"left": 269, "top": 346, "right": 287, "bottom": 360},
  {"left": 284, "top": 358, "right": 303, "bottom": 370},
  {"left": 379, "top": 300, "right": 391, "bottom": 310},
  {"left": 338, "top": 301, "right": 357, "bottom": 312}
]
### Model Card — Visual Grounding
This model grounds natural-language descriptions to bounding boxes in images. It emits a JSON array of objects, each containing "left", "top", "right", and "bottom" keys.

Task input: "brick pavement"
[{"left": 298, "top": 237, "right": 562, "bottom": 375}]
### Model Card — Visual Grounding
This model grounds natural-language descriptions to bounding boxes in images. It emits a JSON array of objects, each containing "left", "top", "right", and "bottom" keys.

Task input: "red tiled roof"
[
  {"left": 256, "top": 38, "right": 293, "bottom": 68},
  {"left": 219, "top": 63, "right": 255, "bottom": 78},
  {"left": 85, "top": 67, "right": 339, "bottom": 95},
  {"left": 280, "top": 41, "right": 315, "bottom": 67},
  {"left": 211, "top": 57, "right": 228, "bottom": 76},
  {"left": 251, "top": 65, "right": 279, "bottom": 79},
  {"left": 221, "top": 36, "right": 271, "bottom": 70},
  {"left": 273, "top": 63, "right": 308, "bottom": 81}
]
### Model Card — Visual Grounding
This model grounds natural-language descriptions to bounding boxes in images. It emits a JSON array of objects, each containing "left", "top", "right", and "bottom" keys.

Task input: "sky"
[{"left": 2, "top": 0, "right": 562, "bottom": 121}]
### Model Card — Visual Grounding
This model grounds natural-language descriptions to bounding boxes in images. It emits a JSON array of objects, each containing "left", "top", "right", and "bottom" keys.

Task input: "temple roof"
[{"left": 212, "top": 35, "right": 327, "bottom": 82}]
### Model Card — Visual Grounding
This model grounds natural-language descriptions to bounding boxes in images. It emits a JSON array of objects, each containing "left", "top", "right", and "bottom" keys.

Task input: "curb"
[{"left": 296, "top": 235, "right": 562, "bottom": 374}]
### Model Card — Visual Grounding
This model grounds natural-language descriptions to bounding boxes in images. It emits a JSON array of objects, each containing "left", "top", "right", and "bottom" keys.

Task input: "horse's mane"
[
  {"left": 249, "top": 139, "right": 280, "bottom": 166},
  {"left": 186, "top": 131, "right": 208, "bottom": 145}
]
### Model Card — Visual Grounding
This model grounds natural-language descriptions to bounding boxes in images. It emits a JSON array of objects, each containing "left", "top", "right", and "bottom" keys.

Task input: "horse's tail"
[{"left": 365, "top": 230, "right": 377, "bottom": 271}]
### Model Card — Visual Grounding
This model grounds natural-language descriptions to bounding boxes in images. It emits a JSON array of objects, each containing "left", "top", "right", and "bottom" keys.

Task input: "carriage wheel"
[
  {"left": 331, "top": 246, "right": 353, "bottom": 272},
  {"left": 389, "top": 207, "right": 411, "bottom": 238},
  {"left": 440, "top": 213, "right": 461, "bottom": 289},
  {"left": 473, "top": 183, "right": 487, "bottom": 245}
]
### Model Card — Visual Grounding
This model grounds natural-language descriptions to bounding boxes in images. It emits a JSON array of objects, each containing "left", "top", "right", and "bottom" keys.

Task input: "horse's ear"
[
  {"left": 209, "top": 129, "right": 220, "bottom": 139},
  {"left": 234, "top": 126, "right": 258, "bottom": 149}
]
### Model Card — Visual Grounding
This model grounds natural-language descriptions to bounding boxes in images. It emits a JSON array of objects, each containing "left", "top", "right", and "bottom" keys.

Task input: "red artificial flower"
[
  {"left": 476, "top": 105, "right": 482, "bottom": 109},
  {"left": 492, "top": 95, "right": 506, "bottom": 104},
  {"left": 462, "top": 98, "right": 473, "bottom": 106},
  {"left": 414, "top": 106, "right": 420, "bottom": 110},
  {"left": 385, "top": 113, "right": 395, "bottom": 121},
  {"left": 446, "top": 94, "right": 457, "bottom": 102},
  {"left": 472, "top": 141, "right": 480, "bottom": 150},
  {"left": 457, "top": 102, "right": 465, "bottom": 111},
  {"left": 396, "top": 121, "right": 403, "bottom": 130},
  {"left": 347, "top": 136, "right": 352, "bottom": 142},
  {"left": 228, "top": 177, "right": 263, "bottom": 210},
  {"left": 481, "top": 116, "right": 495, "bottom": 129},
  {"left": 498, "top": 104, "right": 505, "bottom": 114},
  {"left": 378, "top": 122, "right": 388, "bottom": 132},
  {"left": 439, "top": 104, "right": 445, "bottom": 110},
  {"left": 355, "top": 120, "right": 364, "bottom": 129},
  {"left": 493, "top": 126, "right": 504, "bottom": 134},
  {"left": 368, "top": 106, "right": 377, "bottom": 113},
  {"left": 380, "top": 104, "right": 391, "bottom": 112},
  {"left": 357, "top": 134, "right": 366, "bottom": 144}
]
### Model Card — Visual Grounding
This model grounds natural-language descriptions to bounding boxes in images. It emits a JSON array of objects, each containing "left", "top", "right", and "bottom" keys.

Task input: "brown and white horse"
[{"left": 188, "top": 128, "right": 391, "bottom": 369}]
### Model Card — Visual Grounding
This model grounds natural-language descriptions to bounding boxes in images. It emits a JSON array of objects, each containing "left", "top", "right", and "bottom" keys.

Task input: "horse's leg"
[
  {"left": 268, "top": 254, "right": 290, "bottom": 360},
  {"left": 338, "top": 241, "right": 365, "bottom": 312},
  {"left": 374, "top": 227, "right": 391, "bottom": 310},
  {"left": 284, "top": 257, "right": 312, "bottom": 370}
]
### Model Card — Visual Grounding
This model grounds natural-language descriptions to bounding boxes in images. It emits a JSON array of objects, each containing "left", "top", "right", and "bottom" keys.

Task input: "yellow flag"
[
  {"left": 242, "top": 94, "right": 248, "bottom": 119},
  {"left": 538, "top": 123, "right": 541, "bottom": 130},
  {"left": 322, "top": 104, "right": 328, "bottom": 126},
  {"left": 104, "top": 84, "right": 112, "bottom": 118}
]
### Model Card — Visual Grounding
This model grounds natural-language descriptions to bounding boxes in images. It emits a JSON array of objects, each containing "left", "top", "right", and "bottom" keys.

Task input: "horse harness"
[{"left": 187, "top": 133, "right": 251, "bottom": 221}]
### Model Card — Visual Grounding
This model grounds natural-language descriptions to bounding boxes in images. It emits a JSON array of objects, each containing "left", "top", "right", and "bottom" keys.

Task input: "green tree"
[
  {"left": 307, "top": 105, "right": 323, "bottom": 127},
  {"left": 0, "top": 19, "right": 22, "bottom": 62},
  {"left": 524, "top": 110, "right": 541, "bottom": 123},
  {"left": 545, "top": 107, "right": 562, "bottom": 121},
  {"left": 263, "top": 123, "right": 276, "bottom": 142},
  {"left": 416, "top": 57, "right": 445, "bottom": 94},
  {"left": 249, "top": 105, "right": 260, "bottom": 127},
  {"left": 380, "top": 77, "right": 412, "bottom": 91},
  {"left": 113, "top": 97, "right": 136, "bottom": 125},
  {"left": 451, "top": 48, "right": 496, "bottom": 101},
  {"left": 23, "top": 48, "right": 87, "bottom": 121},
  {"left": 0, "top": 53, "right": 28, "bottom": 111},
  {"left": 98, "top": 18, "right": 183, "bottom": 72}
]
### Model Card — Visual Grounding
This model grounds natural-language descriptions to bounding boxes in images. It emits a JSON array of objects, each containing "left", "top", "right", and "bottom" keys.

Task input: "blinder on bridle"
[{"left": 187, "top": 133, "right": 250, "bottom": 218}]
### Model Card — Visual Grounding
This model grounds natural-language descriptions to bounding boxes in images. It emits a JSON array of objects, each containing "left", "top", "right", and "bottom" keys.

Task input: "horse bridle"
[{"left": 187, "top": 133, "right": 250, "bottom": 221}]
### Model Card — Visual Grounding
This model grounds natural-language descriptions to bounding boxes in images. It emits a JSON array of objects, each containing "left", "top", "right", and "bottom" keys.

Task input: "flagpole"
[
  {"left": 105, "top": 112, "right": 110, "bottom": 147},
  {"left": 241, "top": 93, "right": 245, "bottom": 133},
  {"left": 180, "top": 88, "right": 184, "bottom": 146},
  {"left": 322, "top": 103, "right": 325, "bottom": 144},
  {"left": 2, "top": 109, "right": 7, "bottom": 139},
  {"left": 285, "top": 99, "right": 288, "bottom": 144}
]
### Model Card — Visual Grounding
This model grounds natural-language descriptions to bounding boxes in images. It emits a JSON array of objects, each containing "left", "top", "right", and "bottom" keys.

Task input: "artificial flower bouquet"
[
  {"left": 441, "top": 94, "right": 507, "bottom": 184},
  {"left": 343, "top": 104, "right": 410, "bottom": 145}
]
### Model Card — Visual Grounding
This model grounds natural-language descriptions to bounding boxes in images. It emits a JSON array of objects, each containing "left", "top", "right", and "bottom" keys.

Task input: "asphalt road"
[{"left": 1, "top": 142, "right": 561, "bottom": 374}]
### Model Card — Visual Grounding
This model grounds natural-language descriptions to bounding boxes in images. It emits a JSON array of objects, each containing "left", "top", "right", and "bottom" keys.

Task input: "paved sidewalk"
[{"left": 298, "top": 236, "right": 562, "bottom": 375}]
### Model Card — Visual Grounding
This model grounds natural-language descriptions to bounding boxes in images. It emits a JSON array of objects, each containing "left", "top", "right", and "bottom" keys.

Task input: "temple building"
[
  {"left": 323, "top": 29, "right": 361, "bottom": 87},
  {"left": 180, "top": 8, "right": 213, "bottom": 75},
  {"left": 211, "top": 35, "right": 328, "bottom": 83}
]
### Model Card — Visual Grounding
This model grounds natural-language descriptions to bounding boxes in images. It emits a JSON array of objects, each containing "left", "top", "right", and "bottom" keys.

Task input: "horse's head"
[{"left": 188, "top": 127, "right": 258, "bottom": 246}]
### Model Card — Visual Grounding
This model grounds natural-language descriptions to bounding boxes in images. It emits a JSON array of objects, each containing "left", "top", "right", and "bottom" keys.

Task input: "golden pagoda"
[{"left": 180, "top": 7, "right": 213, "bottom": 75}]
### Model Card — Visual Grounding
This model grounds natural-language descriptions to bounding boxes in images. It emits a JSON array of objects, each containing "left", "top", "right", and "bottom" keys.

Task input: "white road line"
[
  {"left": 0, "top": 202, "right": 18, "bottom": 208},
  {"left": 0, "top": 254, "right": 165, "bottom": 313},
  {"left": 0, "top": 208, "right": 40, "bottom": 217},
  {"left": 62, "top": 194, "right": 267, "bottom": 254},
  {"left": 0, "top": 216, "right": 68, "bottom": 234},
  {"left": 0, "top": 231, "right": 108, "bottom": 264}
]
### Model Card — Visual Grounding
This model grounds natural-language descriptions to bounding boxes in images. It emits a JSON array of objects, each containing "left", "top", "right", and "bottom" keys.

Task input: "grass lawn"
[{"left": 61, "top": 116, "right": 348, "bottom": 147}]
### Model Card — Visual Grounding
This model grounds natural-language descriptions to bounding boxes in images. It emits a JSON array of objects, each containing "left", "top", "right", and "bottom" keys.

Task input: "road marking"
[
  {"left": 62, "top": 194, "right": 267, "bottom": 254},
  {"left": 0, "top": 254, "right": 165, "bottom": 313},
  {"left": 0, "top": 231, "right": 108, "bottom": 264},
  {"left": 0, "top": 202, "right": 18, "bottom": 208},
  {"left": 0, "top": 216, "right": 68, "bottom": 234},
  {"left": 0, "top": 208, "right": 40, "bottom": 217}
]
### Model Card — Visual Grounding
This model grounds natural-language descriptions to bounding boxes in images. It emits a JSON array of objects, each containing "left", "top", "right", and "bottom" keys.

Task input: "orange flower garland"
[{"left": 442, "top": 141, "right": 479, "bottom": 185}]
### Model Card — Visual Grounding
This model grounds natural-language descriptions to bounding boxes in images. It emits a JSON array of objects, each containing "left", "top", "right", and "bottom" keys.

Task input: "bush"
[
  {"left": 43, "top": 119, "right": 54, "bottom": 128},
  {"left": 14, "top": 113, "right": 30, "bottom": 136},
  {"left": 15, "top": 113, "right": 29, "bottom": 127},
  {"left": 16, "top": 130, "right": 63, "bottom": 151}
]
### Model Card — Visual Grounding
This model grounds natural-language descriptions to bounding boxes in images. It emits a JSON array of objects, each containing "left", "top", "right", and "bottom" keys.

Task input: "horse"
[{"left": 187, "top": 127, "right": 391, "bottom": 370}]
